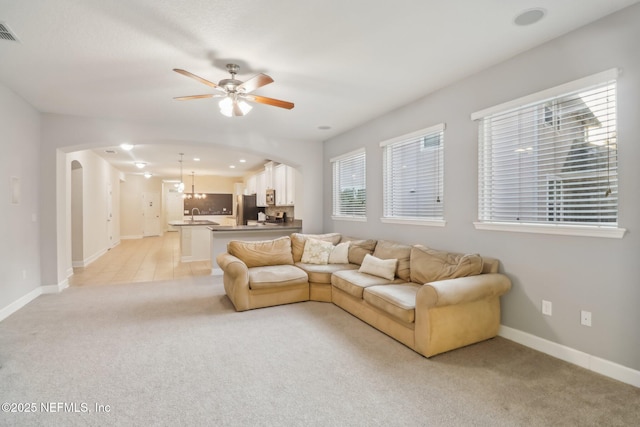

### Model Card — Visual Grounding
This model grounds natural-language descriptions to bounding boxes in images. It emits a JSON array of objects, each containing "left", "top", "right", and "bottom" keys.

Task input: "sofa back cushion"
[
  {"left": 340, "top": 237, "right": 377, "bottom": 265},
  {"left": 373, "top": 240, "right": 412, "bottom": 281},
  {"left": 228, "top": 236, "right": 294, "bottom": 268},
  {"left": 410, "top": 244, "right": 483, "bottom": 284},
  {"left": 291, "top": 233, "right": 342, "bottom": 262}
]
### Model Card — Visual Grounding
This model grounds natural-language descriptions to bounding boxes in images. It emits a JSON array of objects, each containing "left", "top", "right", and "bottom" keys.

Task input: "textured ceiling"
[{"left": 1, "top": 0, "right": 638, "bottom": 178}]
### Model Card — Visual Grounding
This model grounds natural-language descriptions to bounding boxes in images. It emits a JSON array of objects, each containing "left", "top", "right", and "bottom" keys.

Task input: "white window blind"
[
  {"left": 475, "top": 73, "right": 618, "bottom": 228},
  {"left": 331, "top": 148, "right": 366, "bottom": 219},
  {"left": 381, "top": 124, "right": 444, "bottom": 221}
]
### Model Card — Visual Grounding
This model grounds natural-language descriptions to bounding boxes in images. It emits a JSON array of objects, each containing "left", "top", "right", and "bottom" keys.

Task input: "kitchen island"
[
  {"left": 169, "top": 220, "right": 219, "bottom": 263},
  {"left": 209, "top": 222, "right": 302, "bottom": 275}
]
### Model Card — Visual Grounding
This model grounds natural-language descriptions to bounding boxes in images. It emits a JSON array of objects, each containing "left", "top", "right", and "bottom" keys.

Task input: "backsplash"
[{"left": 265, "top": 205, "right": 295, "bottom": 222}]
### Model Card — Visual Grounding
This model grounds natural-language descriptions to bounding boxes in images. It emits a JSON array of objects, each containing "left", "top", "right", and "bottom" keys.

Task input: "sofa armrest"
[
  {"left": 416, "top": 273, "right": 511, "bottom": 308},
  {"left": 216, "top": 252, "right": 251, "bottom": 311}
]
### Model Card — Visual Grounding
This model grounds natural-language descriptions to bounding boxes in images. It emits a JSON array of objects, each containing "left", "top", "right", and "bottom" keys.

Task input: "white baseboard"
[
  {"left": 41, "top": 279, "right": 69, "bottom": 294},
  {"left": 72, "top": 248, "right": 107, "bottom": 268},
  {"left": 121, "top": 235, "right": 143, "bottom": 240},
  {"left": 499, "top": 325, "right": 640, "bottom": 388},
  {"left": 0, "top": 287, "right": 42, "bottom": 322}
]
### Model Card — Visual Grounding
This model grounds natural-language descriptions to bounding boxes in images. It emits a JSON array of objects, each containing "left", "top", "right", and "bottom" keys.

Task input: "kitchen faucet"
[{"left": 191, "top": 207, "right": 200, "bottom": 221}]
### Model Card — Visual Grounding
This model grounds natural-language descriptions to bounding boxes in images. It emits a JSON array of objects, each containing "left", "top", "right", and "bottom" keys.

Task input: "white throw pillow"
[
  {"left": 358, "top": 254, "right": 397, "bottom": 281},
  {"left": 328, "top": 242, "right": 350, "bottom": 264},
  {"left": 301, "top": 238, "right": 334, "bottom": 264}
]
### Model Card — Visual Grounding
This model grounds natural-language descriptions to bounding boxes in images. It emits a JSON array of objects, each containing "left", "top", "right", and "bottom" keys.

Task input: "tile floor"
[{"left": 68, "top": 231, "right": 211, "bottom": 286}]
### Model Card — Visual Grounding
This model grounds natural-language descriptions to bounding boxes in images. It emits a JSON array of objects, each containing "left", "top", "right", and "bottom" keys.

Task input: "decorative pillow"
[
  {"left": 358, "top": 254, "right": 398, "bottom": 281},
  {"left": 328, "top": 242, "right": 350, "bottom": 264},
  {"left": 341, "top": 237, "right": 377, "bottom": 265},
  {"left": 373, "top": 240, "right": 412, "bottom": 281},
  {"left": 301, "top": 238, "right": 334, "bottom": 264},
  {"left": 409, "top": 244, "right": 483, "bottom": 284},
  {"left": 228, "top": 236, "right": 294, "bottom": 268},
  {"left": 291, "top": 233, "right": 342, "bottom": 262}
]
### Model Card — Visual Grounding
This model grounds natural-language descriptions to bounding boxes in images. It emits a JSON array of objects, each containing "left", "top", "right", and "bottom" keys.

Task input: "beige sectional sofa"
[{"left": 216, "top": 233, "right": 511, "bottom": 358}]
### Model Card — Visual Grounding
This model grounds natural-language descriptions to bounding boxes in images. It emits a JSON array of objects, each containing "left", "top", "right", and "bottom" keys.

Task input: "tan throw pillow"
[
  {"left": 301, "top": 238, "right": 334, "bottom": 264},
  {"left": 228, "top": 236, "right": 294, "bottom": 268},
  {"left": 328, "top": 242, "right": 350, "bottom": 264},
  {"left": 291, "top": 233, "right": 342, "bottom": 262},
  {"left": 373, "top": 240, "right": 412, "bottom": 281},
  {"left": 341, "top": 237, "right": 377, "bottom": 265},
  {"left": 410, "top": 244, "right": 483, "bottom": 284},
  {"left": 359, "top": 254, "right": 397, "bottom": 281}
]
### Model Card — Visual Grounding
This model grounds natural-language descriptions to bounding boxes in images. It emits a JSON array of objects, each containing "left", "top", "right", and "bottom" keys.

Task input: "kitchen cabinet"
[
  {"left": 245, "top": 175, "right": 256, "bottom": 195},
  {"left": 274, "top": 164, "right": 295, "bottom": 206},
  {"left": 255, "top": 171, "right": 267, "bottom": 207}
]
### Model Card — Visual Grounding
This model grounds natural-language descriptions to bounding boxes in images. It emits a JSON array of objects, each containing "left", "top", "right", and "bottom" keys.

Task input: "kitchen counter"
[
  {"left": 209, "top": 221, "right": 302, "bottom": 275},
  {"left": 208, "top": 223, "right": 301, "bottom": 232},
  {"left": 169, "top": 220, "right": 219, "bottom": 226},
  {"left": 168, "top": 220, "right": 218, "bottom": 262}
]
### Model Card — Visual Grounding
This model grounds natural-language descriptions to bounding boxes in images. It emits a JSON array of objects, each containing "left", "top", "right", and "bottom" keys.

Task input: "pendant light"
[{"left": 188, "top": 172, "right": 206, "bottom": 199}]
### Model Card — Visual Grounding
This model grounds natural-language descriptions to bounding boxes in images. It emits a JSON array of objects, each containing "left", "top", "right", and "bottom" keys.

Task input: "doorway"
[{"left": 71, "top": 160, "right": 83, "bottom": 267}]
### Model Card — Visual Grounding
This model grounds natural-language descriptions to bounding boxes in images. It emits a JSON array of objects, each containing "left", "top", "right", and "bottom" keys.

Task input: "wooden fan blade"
[
  {"left": 173, "top": 94, "right": 215, "bottom": 101},
  {"left": 237, "top": 73, "right": 274, "bottom": 93},
  {"left": 173, "top": 69, "right": 219, "bottom": 88},
  {"left": 248, "top": 95, "right": 294, "bottom": 110}
]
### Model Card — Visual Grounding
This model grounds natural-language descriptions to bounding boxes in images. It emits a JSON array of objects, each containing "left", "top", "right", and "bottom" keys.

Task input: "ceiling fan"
[{"left": 173, "top": 64, "right": 294, "bottom": 117}]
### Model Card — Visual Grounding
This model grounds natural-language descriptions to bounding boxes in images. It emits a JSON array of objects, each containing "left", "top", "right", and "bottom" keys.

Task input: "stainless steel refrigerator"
[{"left": 236, "top": 194, "right": 259, "bottom": 225}]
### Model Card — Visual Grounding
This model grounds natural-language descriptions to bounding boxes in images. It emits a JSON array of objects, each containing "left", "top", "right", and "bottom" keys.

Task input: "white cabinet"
[
  {"left": 245, "top": 175, "right": 257, "bottom": 195},
  {"left": 274, "top": 164, "right": 295, "bottom": 206},
  {"left": 255, "top": 171, "right": 267, "bottom": 207}
]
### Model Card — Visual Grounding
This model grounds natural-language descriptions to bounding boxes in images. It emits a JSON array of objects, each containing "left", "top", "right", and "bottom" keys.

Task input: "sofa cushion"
[
  {"left": 340, "top": 237, "right": 377, "bottom": 265},
  {"left": 359, "top": 254, "right": 397, "bottom": 281},
  {"left": 364, "top": 284, "right": 421, "bottom": 324},
  {"left": 301, "top": 238, "right": 334, "bottom": 264},
  {"left": 410, "top": 245, "right": 483, "bottom": 284},
  {"left": 373, "top": 240, "right": 412, "bottom": 281},
  {"left": 248, "top": 265, "right": 308, "bottom": 290},
  {"left": 329, "top": 242, "right": 350, "bottom": 264},
  {"left": 228, "top": 236, "right": 294, "bottom": 268},
  {"left": 291, "top": 233, "right": 342, "bottom": 263},
  {"left": 332, "top": 269, "right": 404, "bottom": 299},
  {"left": 296, "top": 262, "right": 358, "bottom": 284}
]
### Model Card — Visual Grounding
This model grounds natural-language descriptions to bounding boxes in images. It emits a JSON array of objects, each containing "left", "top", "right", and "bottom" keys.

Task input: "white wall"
[
  {"left": 0, "top": 83, "right": 42, "bottom": 313},
  {"left": 66, "top": 150, "right": 122, "bottom": 265},
  {"left": 323, "top": 5, "right": 640, "bottom": 373}
]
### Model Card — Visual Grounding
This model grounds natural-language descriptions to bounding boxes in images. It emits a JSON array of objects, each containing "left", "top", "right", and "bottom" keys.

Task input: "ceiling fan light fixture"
[{"left": 219, "top": 96, "right": 253, "bottom": 117}]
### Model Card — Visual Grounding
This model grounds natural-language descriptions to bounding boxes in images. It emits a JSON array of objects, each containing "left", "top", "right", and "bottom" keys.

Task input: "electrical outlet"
[
  {"left": 542, "top": 300, "right": 552, "bottom": 316},
  {"left": 581, "top": 310, "right": 592, "bottom": 327}
]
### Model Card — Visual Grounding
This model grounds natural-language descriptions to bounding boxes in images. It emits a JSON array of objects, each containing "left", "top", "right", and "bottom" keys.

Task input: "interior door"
[
  {"left": 166, "top": 189, "right": 184, "bottom": 231},
  {"left": 142, "top": 192, "right": 161, "bottom": 237},
  {"left": 106, "top": 182, "right": 115, "bottom": 247}
]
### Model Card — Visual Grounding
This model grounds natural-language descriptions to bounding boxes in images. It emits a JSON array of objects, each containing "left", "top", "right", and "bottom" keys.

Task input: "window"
[
  {"left": 472, "top": 69, "right": 624, "bottom": 238},
  {"left": 381, "top": 124, "right": 445, "bottom": 225},
  {"left": 331, "top": 148, "right": 366, "bottom": 220}
]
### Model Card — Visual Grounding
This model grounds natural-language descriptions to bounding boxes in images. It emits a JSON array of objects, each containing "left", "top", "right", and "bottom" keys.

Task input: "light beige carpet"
[{"left": 1, "top": 276, "right": 638, "bottom": 426}]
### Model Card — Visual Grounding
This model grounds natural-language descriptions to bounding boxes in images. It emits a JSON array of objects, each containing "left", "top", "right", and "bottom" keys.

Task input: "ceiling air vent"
[{"left": 0, "top": 22, "right": 19, "bottom": 42}]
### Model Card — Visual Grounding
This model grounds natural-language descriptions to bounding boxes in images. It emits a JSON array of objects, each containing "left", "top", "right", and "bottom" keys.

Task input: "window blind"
[
  {"left": 476, "top": 77, "right": 617, "bottom": 227},
  {"left": 331, "top": 148, "right": 366, "bottom": 218},
  {"left": 381, "top": 124, "right": 444, "bottom": 221}
]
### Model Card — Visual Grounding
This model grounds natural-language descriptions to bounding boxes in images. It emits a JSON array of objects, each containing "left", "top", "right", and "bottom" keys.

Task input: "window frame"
[
  {"left": 471, "top": 68, "right": 625, "bottom": 239},
  {"left": 330, "top": 148, "right": 367, "bottom": 221},
  {"left": 379, "top": 123, "right": 446, "bottom": 227}
]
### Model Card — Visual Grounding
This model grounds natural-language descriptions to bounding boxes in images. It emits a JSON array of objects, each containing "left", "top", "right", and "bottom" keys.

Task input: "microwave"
[{"left": 266, "top": 189, "right": 276, "bottom": 205}]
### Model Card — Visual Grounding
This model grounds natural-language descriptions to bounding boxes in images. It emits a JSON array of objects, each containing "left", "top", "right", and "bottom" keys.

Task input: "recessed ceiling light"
[
  {"left": 144, "top": 171, "right": 152, "bottom": 178},
  {"left": 134, "top": 161, "right": 146, "bottom": 169},
  {"left": 514, "top": 8, "right": 546, "bottom": 26},
  {"left": 194, "top": 157, "right": 200, "bottom": 161},
  {"left": 239, "top": 159, "right": 247, "bottom": 163},
  {"left": 120, "top": 143, "right": 134, "bottom": 151},
  {"left": 229, "top": 165, "right": 236, "bottom": 169}
]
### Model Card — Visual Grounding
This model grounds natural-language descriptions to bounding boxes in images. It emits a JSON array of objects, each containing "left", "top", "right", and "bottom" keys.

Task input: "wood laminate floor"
[{"left": 68, "top": 232, "right": 211, "bottom": 286}]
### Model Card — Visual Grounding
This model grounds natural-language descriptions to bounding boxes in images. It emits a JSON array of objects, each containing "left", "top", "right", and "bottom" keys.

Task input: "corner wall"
[
  {"left": 0, "top": 83, "right": 42, "bottom": 318},
  {"left": 323, "top": 5, "right": 640, "bottom": 374}
]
